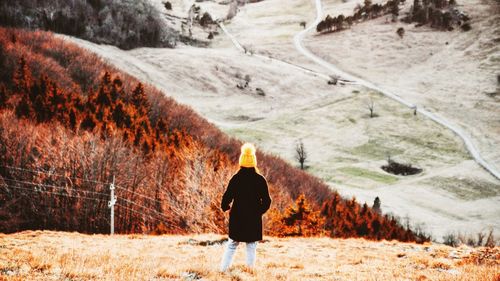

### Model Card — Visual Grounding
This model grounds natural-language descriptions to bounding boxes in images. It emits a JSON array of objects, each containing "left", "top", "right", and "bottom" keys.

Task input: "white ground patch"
[
  {"left": 305, "top": 0, "right": 500, "bottom": 173},
  {"left": 63, "top": 0, "right": 500, "bottom": 239}
]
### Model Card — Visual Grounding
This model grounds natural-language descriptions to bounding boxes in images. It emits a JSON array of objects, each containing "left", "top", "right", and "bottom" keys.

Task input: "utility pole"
[{"left": 108, "top": 175, "right": 116, "bottom": 235}]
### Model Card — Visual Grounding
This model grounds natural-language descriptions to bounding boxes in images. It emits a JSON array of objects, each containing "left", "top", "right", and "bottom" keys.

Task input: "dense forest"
[
  {"left": 0, "top": 27, "right": 428, "bottom": 243},
  {"left": 0, "top": 0, "right": 178, "bottom": 49}
]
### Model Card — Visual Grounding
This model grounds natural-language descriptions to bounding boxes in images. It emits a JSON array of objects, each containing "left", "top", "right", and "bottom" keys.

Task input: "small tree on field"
[
  {"left": 295, "top": 140, "right": 307, "bottom": 170},
  {"left": 300, "top": 21, "right": 306, "bottom": 29},
  {"left": 397, "top": 27, "right": 405, "bottom": 38},
  {"left": 244, "top": 74, "right": 251, "bottom": 87},
  {"left": 477, "top": 232, "right": 485, "bottom": 246},
  {"left": 366, "top": 98, "right": 375, "bottom": 118},
  {"left": 485, "top": 230, "right": 496, "bottom": 248},
  {"left": 199, "top": 12, "right": 214, "bottom": 27},
  {"left": 372, "top": 196, "right": 381, "bottom": 214},
  {"left": 164, "top": 1, "right": 172, "bottom": 10},
  {"left": 443, "top": 232, "right": 459, "bottom": 247}
]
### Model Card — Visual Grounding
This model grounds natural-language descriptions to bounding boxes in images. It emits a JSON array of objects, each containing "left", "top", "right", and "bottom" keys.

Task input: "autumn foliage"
[
  {"left": 0, "top": 27, "right": 425, "bottom": 242},
  {"left": 267, "top": 194, "right": 325, "bottom": 237}
]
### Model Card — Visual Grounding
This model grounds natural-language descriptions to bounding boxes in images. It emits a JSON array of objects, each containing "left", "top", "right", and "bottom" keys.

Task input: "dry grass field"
[{"left": 0, "top": 231, "right": 498, "bottom": 280}]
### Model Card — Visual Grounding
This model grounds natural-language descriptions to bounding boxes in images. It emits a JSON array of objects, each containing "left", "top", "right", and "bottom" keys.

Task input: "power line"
[
  {"left": 1, "top": 165, "right": 186, "bottom": 234},
  {"left": 115, "top": 184, "right": 165, "bottom": 205},
  {"left": 115, "top": 203, "right": 182, "bottom": 231},
  {"left": 2, "top": 165, "right": 180, "bottom": 214},
  {"left": 119, "top": 197, "right": 181, "bottom": 219},
  {"left": 2, "top": 165, "right": 170, "bottom": 206},
  {"left": 114, "top": 185, "right": 184, "bottom": 217},
  {"left": 0, "top": 164, "right": 111, "bottom": 186},
  {"left": 0, "top": 184, "right": 108, "bottom": 202},
  {"left": 1, "top": 177, "right": 109, "bottom": 197},
  {"left": 116, "top": 203, "right": 170, "bottom": 222}
]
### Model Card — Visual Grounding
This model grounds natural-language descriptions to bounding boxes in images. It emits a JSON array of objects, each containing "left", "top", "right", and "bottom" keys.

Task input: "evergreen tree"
[
  {"left": 69, "top": 109, "right": 78, "bottom": 131},
  {"left": 13, "top": 57, "right": 32, "bottom": 93},
  {"left": 390, "top": 0, "right": 400, "bottom": 20},
  {"left": 96, "top": 85, "right": 112, "bottom": 108},
  {"left": 112, "top": 101, "right": 132, "bottom": 129},
  {"left": 412, "top": 0, "right": 425, "bottom": 23},
  {"left": 80, "top": 114, "right": 97, "bottom": 131},
  {"left": 336, "top": 14, "right": 345, "bottom": 30},
  {"left": 101, "top": 71, "right": 112, "bottom": 86},
  {"left": 15, "top": 94, "right": 32, "bottom": 119},
  {"left": 0, "top": 84, "right": 7, "bottom": 108},
  {"left": 372, "top": 197, "right": 381, "bottom": 214},
  {"left": 131, "top": 82, "right": 149, "bottom": 115},
  {"left": 275, "top": 194, "right": 326, "bottom": 237}
]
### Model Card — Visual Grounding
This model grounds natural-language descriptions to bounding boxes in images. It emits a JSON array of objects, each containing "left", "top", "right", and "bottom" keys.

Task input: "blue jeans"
[{"left": 220, "top": 238, "right": 257, "bottom": 271}]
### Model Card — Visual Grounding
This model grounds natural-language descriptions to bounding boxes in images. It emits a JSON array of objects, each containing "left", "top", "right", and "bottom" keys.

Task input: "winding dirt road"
[{"left": 220, "top": 0, "right": 500, "bottom": 181}]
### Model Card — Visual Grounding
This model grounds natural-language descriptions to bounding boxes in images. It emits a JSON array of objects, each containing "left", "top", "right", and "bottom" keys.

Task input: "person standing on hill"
[{"left": 220, "top": 143, "right": 272, "bottom": 272}]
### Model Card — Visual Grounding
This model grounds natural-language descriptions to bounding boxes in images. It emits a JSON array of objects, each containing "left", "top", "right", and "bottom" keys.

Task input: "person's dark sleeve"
[
  {"left": 260, "top": 177, "right": 271, "bottom": 214},
  {"left": 221, "top": 176, "right": 235, "bottom": 212}
]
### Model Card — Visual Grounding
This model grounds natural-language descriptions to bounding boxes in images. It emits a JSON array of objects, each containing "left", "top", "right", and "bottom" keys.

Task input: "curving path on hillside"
[
  {"left": 292, "top": 0, "right": 500, "bottom": 181},
  {"left": 219, "top": 0, "right": 500, "bottom": 180}
]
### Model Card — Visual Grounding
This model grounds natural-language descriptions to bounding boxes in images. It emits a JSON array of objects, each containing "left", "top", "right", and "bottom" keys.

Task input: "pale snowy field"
[{"left": 307, "top": 0, "right": 500, "bottom": 174}]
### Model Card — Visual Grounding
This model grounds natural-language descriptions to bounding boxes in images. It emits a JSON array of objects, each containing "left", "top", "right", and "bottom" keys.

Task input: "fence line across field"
[{"left": 0, "top": 165, "right": 179, "bottom": 235}]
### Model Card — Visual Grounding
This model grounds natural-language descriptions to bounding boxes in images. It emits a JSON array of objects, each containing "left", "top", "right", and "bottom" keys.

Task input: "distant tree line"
[
  {"left": 0, "top": 0, "right": 178, "bottom": 49},
  {"left": 317, "top": 0, "right": 471, "bottom": 34},
  {"left": 317, "top": 0, "right": 405, "bottom": 33}
]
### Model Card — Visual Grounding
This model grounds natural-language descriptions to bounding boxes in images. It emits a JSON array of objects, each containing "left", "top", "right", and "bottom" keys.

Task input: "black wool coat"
[{"left": 221, "top": 167, "right": 271, "bottom": 242}]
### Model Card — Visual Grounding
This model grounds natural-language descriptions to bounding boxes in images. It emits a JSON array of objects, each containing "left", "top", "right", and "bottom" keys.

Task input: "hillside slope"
[
  {"left": 0, "top": 0, "right": 180, "bottom": 49},
  {"left": 306, "top": 0, "right": 500, "bottom": 174},
  {"left": 63, "top": 0, "right": 500, "bottom": 238},
  {"left": 0, "top": 231, "right": 498, "bottom": 280},
  {"left": 0, "top": 27, "right": 421, "bottom": 241}
]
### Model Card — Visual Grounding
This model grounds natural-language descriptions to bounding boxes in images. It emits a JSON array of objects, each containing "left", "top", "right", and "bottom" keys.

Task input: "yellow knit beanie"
[{"left": 239, "top": 143, "right": 257, "bottom": 168}]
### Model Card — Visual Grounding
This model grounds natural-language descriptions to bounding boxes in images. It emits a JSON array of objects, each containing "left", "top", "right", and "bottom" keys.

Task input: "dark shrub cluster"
[
  {"left": 0, "top": 0, "right": 178, "bottom": 50},
  {"left": 317, "top": 0, "right": 471, "bottom": 34},
  {"left": 381, "top": 159, "right": 423, "bottom": 176},
  {"left": 317, "top": 0, "right": 403, "bottom": 33},
  {"left": 403, "top": 0, "right": 471, "bottom": 31}
]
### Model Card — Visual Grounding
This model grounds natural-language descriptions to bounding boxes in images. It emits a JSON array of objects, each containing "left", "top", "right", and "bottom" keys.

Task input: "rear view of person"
[{"left": 220, "top": 143, "right": 272, "bottom": 272}]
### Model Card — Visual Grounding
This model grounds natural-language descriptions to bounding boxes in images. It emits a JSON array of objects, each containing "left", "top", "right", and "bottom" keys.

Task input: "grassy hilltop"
[{"left": 0, "top": 231, "right": 498, "bottom": 281}]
